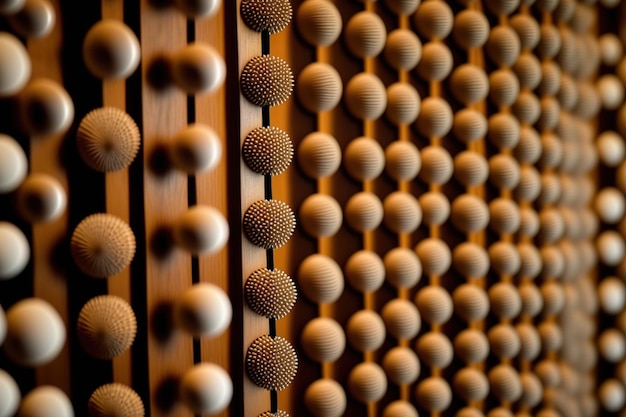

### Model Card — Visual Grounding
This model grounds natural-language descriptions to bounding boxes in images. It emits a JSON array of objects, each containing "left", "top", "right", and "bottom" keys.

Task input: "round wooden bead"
[
  {"left": 488, "top": 281, "right": 521, "bottom": 319},
  {"left": 597, "top": 230, "right": 625, "bottom": 266},
  {"left": 487, "top": 25, "right": 521, "bottom": 67},
  {"left": 536, "top": 25, "right": 561, "bottom": 60},
  {"left": 599, "top": 277, "right": 626, "bottom": 314},
  {"left": 597, "top": 131, "right": 625, "bottom": 167},
  {"left": 417, "top": 98, "right": 453, "bottom": 138},
  {"left": 514, "top": 125, "right": 541, "bottom": 164},
  {"left": 0, "top": 134, "right": 27, "bottom": 194},
  {"left": 414, "top": 0, "right": 453, "bottom": 39},
  {"left": 536, "top": 96, "right": 560, "bottom": 131},
  {"left": 600, "top": 33, "right": 623, "bottom": 66},
  {"left": 516, "top": 323, "right": 541, "bottom": 361},
  {"left": 18, "top": 78, "right": 73, "bottom": 136},
  {"left": 345, "top": 192, "right": 383, "bottom": 232},
  {"left": 243, "top": 199, "right": 295, "bottom": 249},
  {"left": 382, "top": 347, "right": 420, "bottom": 385},
  {"left": 304, "top": 379, "right": 346, "bottom": 417},
  {"left": 558, "top": 74, "right": 578, "bottom": 110},
  {"left": 246, "top": 335, "right": 297, "bottom": 391},
  {"left": 348, "top": 362, "right": 387, "bottom": 403},
  {"left": 489, "top": 69, "right": 519, "bottom": 107},
  {"left": 240, "top": 55, "right": 293, "bottom": 107},
  {"left": 18, "top": 386, "right": 73, "bottom": 417},
  {"left": 489, "top": 154, "right": 520, "bottom": 190},
  {"left": 344, "top": 11, "right": 386, "bottom": 58},
  {"left": 453, "top": 367, "right": 489, "bottom": 401},
  {"left": 538, "top": 208, "right": 565, "bottom": 244},
  {"left": 344, "top": 136, "right": 384, "bottom": 181},
  {"left": 519, "top": 208, "right": 540, "bottom": 240},
  {"left": 346, "top": 309, "right": 385, "bottom": 352},
  {"left": 514, "top": 166, "right": 541, "bottom": 202},
  {"left": 77, "top": 295, "right": 137, "bottom": 360},
  {"left": 450, "top": 64, "right": 489, "bottom": 105},
  {"left": 298, "top": 254, "right": 343, "bottom": 303},
  {"left": 451, "top": 194, "right": 489, "bottom": 233},
  {"left": 180, "top": 363, "right": 232, "bottom": 414},
  {"left": 535, "top": 360, "right": 560, "bottom": 388},
  {"left": 385, "top": 140, "right": 420, "bottom": 181},
  {"left": 517, "top": 242, "right": 542, "bottom": 279},
  {"left": 488, "top": 365, "right": 522, "bottom": 402},
  {"left": 510, "top": 14, "right": 540, "bottom": 50},
  {"left": 385, "top": 82, "right": 420, "bottom": 126},
  {"left": 453, "top": 109, "right": 487, "bottom": 143},
  {"left": 453, "top": 284, "right": 489, "bottom": 322},
  {"left": 345, "top": 250, "right": 384, "bottom": 293},
  {"left": 0, "top": 32, "right": 30, "bottom": 97},
  {"left": 513, "top": 53, "right": 541, "bottom": 90},
  {"left": 599, "top": 379, "right": 626, "bottom": 412},
  {"left": 175, "top": 283, "right": 231, "bottom": 338},
  {"left": 384, "top": 29, "right": 421, "bottom": 71},
  {"left": 415, "top": 238, "right": 451, "bottom": 276},
  {"left": 0, "top": 0, "right": 24, "bottom": 14},
  {"left": 453, "top": 10, "right": 489, "bottom": 50},
  {"left": 245, "top": 268, "right": 296, "bottom": 320},
  {"left": 301, "top": 317, "right": 345, "bottom": 363},
  {"left": 344, "top": 72, "right": 386, "bottom": 120},
  {"left": 598, "top": 74, "right": 624, "bottom": 110},
  {"left": 7, "top": 0, "right": 55, "bottom": 39},
  {"left": 240, "top": 0, "right": 292, "bottom": 34},
  {"left": 540, "top": 245, "right": 565, "bottom": 279},
  {"left": 453, "top": 242, "right": 489, "bottom": 279},
  {"left": 574, "top": 81, "right": 601, "bottom": 120},
  {"left": 383, "top": 191, "right": 421, "bottom": 233},
  {"left": 485, "top": 0, "right": 519, "bottom": 14},
  {"left": 295, "top": 0, "right": 342, "bottom": 47},
  {"left": 382, "top": 400, "right": 418, "bottom": 417},
  {"left": 488, "top": 323, "right": 521, "bottom": 359},
  {"left": 0, "top": 222, "right": 29, "bottom": 280},
  {"left": 296, "top": 62, "right": 342, "bottom": 113},
  {"left": 4, "top": 298, "right": 65, "bottom": 366},
  {"left": 454, "top": 329, "right": 489, "bottom": 364},
  {"left": 416, "top": 377, "right": 452, "bottom": 412},
  {"left": 0, "top": 369, "right": 19, "bottom": 417},
  {"left": 174, "top": 0, "right": 220, "bottom": 17},
  {"left": 299, "top": 193, "right": 342, "bottom": 238},
  {"left": 538, "top": 321, "right": 562, "bottom": 353},
  {"left": 456, "top": 407, "right": 485, "bottom": 417},
  {"left": 384, "top": 0, "right": 420, "bottom": 15},
  {"left": 599, "top": 329, "right": 626, "bottom": 363},
  {"left": 419, "top": 191, "right": 450, "bottom": 226},
  {"left": 381, "top": 298, "right": 421, "bottom": 340},
  {"left": 384, "top": 247, "right": 421, "bottom": 289},
  {"left": 15, "top": 173, "right": 67, "bottom": 223},
  {"left": 488, "top": 112, "right": 520, "bottom": 150},
  {"left": 519, "top": 282, "right": 543, "bottom": 317},
  {"left": 453, "top": 151, "right": 487, "bottom": 187},
  {"left": 174, "top": 205, "right": 228, "bottom": 255},
  {"left": 83, "top": 19, "right": 140, "bottom": 80},
  {"left": 415, "top": 285, "right": 453, "bottom": 324},
  {"left": 416, "top": 42, "right": 453, "bottom": 81},
  {"left": 171, "top": 123, "right": 222, "bottom": 174},
  {"left": 512, "top": 91, "right": 540, "bottom": 125},
  {"left": 297, "top": 131, "right": 341, "bottom": 179},
  {"left": 418, "top": 145, "right": 453, "bottom": 185},
  {"left": 88, "top": 383, "right": 144, "bottom": 417},
  {"left": 489, "top": 198, "right": 520, "bottom": 235}
]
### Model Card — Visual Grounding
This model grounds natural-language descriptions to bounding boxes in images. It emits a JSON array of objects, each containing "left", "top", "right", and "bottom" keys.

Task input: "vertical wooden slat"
[{"left": 139, "top": 2, "right": 192, "bottom": 416}]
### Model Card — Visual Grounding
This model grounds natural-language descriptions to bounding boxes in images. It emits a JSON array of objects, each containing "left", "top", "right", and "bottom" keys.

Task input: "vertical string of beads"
[
  {"left": 378, "top": 0, "right": 423, "bottom": 416},
  {"left": 240, "top": 1, "right": 298, "bottom": 416},
  {"left": 414, "top": 0, "right": 455, "bottom": 415}
]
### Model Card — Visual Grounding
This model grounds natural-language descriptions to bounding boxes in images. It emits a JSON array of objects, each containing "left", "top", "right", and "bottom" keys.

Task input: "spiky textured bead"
[
  {"left": 245, "top": 268, "right": 297, "bottom": 319},
  {"left": 242, "top": 126, "right": 293, "bottom": 175},
  {"left": 241, "top": 55, "right": 293, "bottom": 107}
]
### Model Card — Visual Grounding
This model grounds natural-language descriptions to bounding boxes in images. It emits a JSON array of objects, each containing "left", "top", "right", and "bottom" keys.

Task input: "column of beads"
[
  {"left": 342, "top": 3, "right": 390, "bottom": 417},
  {"left": 293, "top": 2, "right": 346, "bottom": 417},
  {"left": 240, "top": 2, "right": 298, "bottom": 416},
  {"left": 596, "top": 1, "right": 626, "bottom": 414},
  {"left": 378, "top": 1, "right": 423, "bottom": 416},
  {"left": 509, "top": 3, "right": 544, "bottom": 417},
  {"left": 413, "top": 1, "right": 455, "bottom": 416}
]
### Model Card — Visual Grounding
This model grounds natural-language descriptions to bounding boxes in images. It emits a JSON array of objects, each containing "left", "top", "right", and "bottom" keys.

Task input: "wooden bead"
[
  {"left": 513, "top": 165, "right": 541, "bottom": 202},
  {"left": 450, "top": 64, "right": 489, "bottom": 105},
  {"left": 597, "top": 230, "right": 624, "bottom": 266},
  {"left": 0, "top": 0, "right": 24, "bottom": 14},
  {"left": 488, "top": 365, "right": 522, "bottom": 402},
  {"left": 519, "top": 206, "right": 540, "bottom": 238},
  {"left": 453, "top": 284, "right": 489, "bottom": 322},
  {"left": 384, "top": 247, "right": 421, "bottom": 289},
  {"left": 296, "top": 62, "right": 342, "bottom": 113},
  {"left": 15, "top": 173, "right": 65, "bottom": 224},
  {"left": 0, "top": 32, "right": 30, "bottom": 97},
  {"left": 516, "top": 323, "right": 541, "bottom": 361},
  {"left": 415, "top": 285, "right": 453, "bottom": 324},
  {"left": 344, "top": 11, "right": 386, "bottom": 58},
  {"left": 304, "top": 379, "right": 346, "bottom": 417},
  {"left": 180, "top": 363, "right": 232, "bottom": 414},
  {"left": 0, "top": 369, "right": 19, "bottom": 417},
  {"left": 18, "top": 78, "right": 73, "bottom": 136},
  {"left": 19, "top": 386, "right": 73, "bottom": 417},
  {"left": 416, "top": 377, "right": 452, "bottom": 412},
  {"left": 415, "top": 238, "right": 451, "bottom": 277},
  {"left": 600, "top": 33, "right": 623, "bottom": 66},
  {"left": 240, "top": 0, "right": 291, "bottom": 34},
  {"left": 77, "top": 295, "right": 137, "bottom": 359},
  {"left": 295, "top": 0, "right": 341, "bottom": 47},
  {"left": 344, "top": 72, "right": 386, "bottom": 120},
  {"left": 510, "top": 14, "right": 540, "bottom": 50},
  {"left": 382, "top": 401, "right": 418, "bottom": 417},
  {"left": 573, "top": 81, "right": 601, "bottom": 120},
  {"left": 453, "top": 242, "right": 489, "bottom": 279},
  {"left": 453, "top": 367, "right": 489, "bottom": 401},
  {"left": 245, "top": 268, "right": 296, "bottom": 320},
  {"left": 513, "top": 53, "right": 541, "bottom": 90},
  {"left": 346, "top": 310, "right": 385, "bottom": 352},
  {"left": 540, "top": 245, "right": 565, "bottom": 279},
  {"left": 519, "top": 282, "right": 543, "bottom": 317},
  {"left": 301, "top": 317, "right": 345, "bottom": 363},
  {"left": 83, "top": 19, "right": 140, "bottom": 80},
  {"left": 454, "top": 329, "right": 489, "bottom": 364},
  {"left": 599, "top": 379, "right": 625, "bottom": 412},
  {"left": 414, "top": 1, "right": 453, "bottom": 40},
  {"left": 299, "top": 193, "right": 342, "bottom": 238},
  {"left": 4, "top": 298, "right": 65, "bottom": 366},
  {"left": 536, "top": 96, "right": 560, "bottom": 131},
  {"left": 453, "top": 150, "right": 488, "bottom": 187},
  {"left": 600, "top": 329, "right": 626, "bottom": 363},
  {"left": 384, "top": 29, "right": 421, "bottom": 71},
  {"left": 175, "top": 283, "right": 231, "bottom": 338},
  {"left": 419, "top": 191, "right": 450, "bottom": 226},
  {"left": 0, "top": 222, "right": 29, "bottom": 280},
  {"left": 538, "top": 321, "right": 562, "bottom": 353},
  {"left": 418, "top": 145, "right": 453, "bottom": 185},
  {"left": 599, "top": 277, "right": 626, "bottom": 314},
  {"left": 598, "top": 74, "right": 624, "bottom": 110},
  {"left": 488, "top": 112, "right": 520, "bottom": 150},
  {"left": 385, "top": 0, "right": 420, "bottom": 15},
  {"left": 417, "top": 97, "right": 453, "bottom": 138},
  {"left": 538, "top": 207, "right": 565, "bottom": 244},
  {"left": 385, "top": 140, "right": 420, "bottom": 181},
  {"left": 174, "top": 205, "right": 228, "bottom": 255},
  {"left": 597, "top": 131, "right": 625, "bottom": 167},
  {"left": 517, "top": 242, "right": 542, "bottom": 279},
  {"left": 383, "top": 191, "right": 422, "bottom": 233},
  {"left": 382, "top": 347, "right": 420, "bottom": 385},
  {"left": 487, "top": 26, "right": 521, "bottom": 67},
  {"left": 488, "top": 323, "right": 521, "bottom": 359},
  {"left": 246, "top": 335, "right": 297, "bottom": 391},
  {"left": 489, "top": 154, "right": 520, "bottom": 190},
  {"left": 535, "top": 360, "right": 560, "bottom": 388},
  {"left": 451, "top": 194, "right": 489, "bottom": 233},
  {"left": 453, "top": 10, "right": 489, "bottom": 50},
  {"left": 485, "top": 0, "right": 519, "bottom": 14},
  {"left": 488, "top": 281, "right": 521, "bottom": 319},
  {"left": 512, "top": 90, "right": 540, "bottom": 125},
  {"left": 243, "top": 199, "right": 295, "bottom": 249},
  {"left": 557, "top": 74, "right": 578, "bottom": 110},
  {"left": 348, "top": 362, "right": 387, "bottom": 403},
  {"left": 344, "top": 136, "right": 384, "bottom": 181},
  {"left": 345, "top": 250, "right": 384, "bottom": 293},
  {"left": 489, "top": 198, "right": 520, "bottom": 235},
  {"left": 240, "top": 55, "right": 292, "bottom": 107},
  {"left": 456, "top": 407, "right": 485, "bottom": 417},
  {"left": 453, "top": 108, "right": 487, "bottom": 143},
  {"left": 345, "top": 192, "right": 383, "bottom": 233},
  {"left": 381, "top": 298, "right": 421, "bottom": 340},
  {"left": 385, "top": 82, "right": 420, "bottom": 126},
  {"left": 88, "top": 383, "right": 144, "bottom": 417},
  {"left": 536, "top": 25, "right": 561, "bottom": 60},
  {"left": 242, "top": 125, "right": 291, "bottom": 176},
  {"left": 416, "top": 41, "right": 453, "bottom": 81},
  {"left": 7, "top": 0, "right": 55, "bottom": 39},
  {"left": 298, "top": 254, "right": 344, "bottom": 303},
  {"left": 489, "top": 69, "right": 519, "bottom": 107},
  {"left": 297, "top": 131, "right": 341, "bottom": 179},
  {"left": 514, "top": 125, "right": 541, "bottom": 164},
  {"left": 0, "top": 134, "right": 27, "bottom": 194}
]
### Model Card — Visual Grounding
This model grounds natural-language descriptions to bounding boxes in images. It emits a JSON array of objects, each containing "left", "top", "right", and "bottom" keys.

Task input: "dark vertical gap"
[
  {"left": 262, "top": 106, "right": 270, "bottom": 127},
  {"left": 262, "top": 30, "right": 270, "bottom": 55},
  {"left": 271, "top": 390, "right": 278, "bottom": 413},
  {"left": 269, "top": 318, "right": 276, "bottom": 337}
]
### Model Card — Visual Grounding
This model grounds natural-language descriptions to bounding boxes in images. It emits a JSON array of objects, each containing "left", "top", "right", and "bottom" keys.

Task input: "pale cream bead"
[
  {"left": 344, "top": 11, "right": 386, "bottom": 59},
  {"left": 385, "top": 140, "right": 420, "bottom": 181},
  {"left": 296, "top": 62, "right": 342, "bottom": 113},
  {"left": 344, "top": 136, "right": 385, "bottom": 181},
  {"left": 346, "top": 309, "right": 386, "bottom": 352},
  {"left": 345, "top": 250, "right": 385, "bottom": 293},
  {"left": 83, "top": 19, "right": 140, "bottom": 80},
  {"left": 295, "top": 0, "right": 342, "bottom": 47},
  {"left": 297, "top": 254, "right": 344, "bottom": 304},
  {"left": 0, "top": 32, "right": 31, "bottom": 97},
  {"left": 344, "top": 72, "right": 387, "bottom": 120},
  {"left": 299, "top": 193, "right": 342, "bottom": 238},
  {"left": 304, "top": 379, "right": 346, "bottom": 417},
  {"left": 301, "top": 317, "right": 345, "bottom": 363},
  {"left": 0, "top": 221, "right": 30, "bottom": 280},
  {"left": 345, "top": 192, "right": 383, "bottom": 233},
  {"left": 180, "top": 363, "right": 232, "bottom": 414},
  {"left": 297, "top": 131, "right": 341, "bottom": 179}
]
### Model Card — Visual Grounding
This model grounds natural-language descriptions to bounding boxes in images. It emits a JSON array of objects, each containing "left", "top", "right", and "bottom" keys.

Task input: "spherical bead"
[
  {"left": 298, "top": 254, "right": 343, "bottom": 304},
  {"left": 453, "top": 151, "right": 488, "bottom": 187},
  {"left": 171, "top": 42, "right": 225, "bottom": 94},
  {"left": 383, "top": 191, "right": 422, "bottom": 233},
  {"left": 381, "top": 298, "right": 421, "bottom": 340},
  {"left": 296, "top": 62, "right": 342, "bottom": 113},
  {"left": 453, "top": 10, "right": 489, "bottom": 50},
  {"left": 488, "top": 113, "right": 520, "bottom": 150},
  {"left": 416, "top": 97, "right": 452, "bottom": 138},
  {"left": 453, "top": 242, "right": 489, "bottom": 279},
  {"left": 384, "top": 247, "right": 421, "bottom": 289},
  {"left": 453, "top": 284, "right": 489, "bottom": 322},
  {"left": 304, "top": 379, "right": 346, "bottom": 417},
  {"left": 344, "top": 192, "right": 383, "bottom": 233},
  {"left": 385, "top": 140, "right": 420, "bottom": 181},
  {"left": 513, "top": 53, "right": 541, "bottom": 90},
  {"left": 345, "top": 250, "right": 385, "bottom": 293},
  {"left": 240, "top": 55, "right": 293, "bottom": 107},
  {"left": 488, "top": 365, "right": 522, "bottom": 402},
  {"left": 82, "top": 19, "right": 140, "bottom": 80},
  {"left": 453, "top": 367, "right": 489, "bottom": 402},
  {"left": 489, "top": 281, "right": 521, "bottom": 319},
  {"left": 244, "top": 268, "right": 296, "bottom": 320},
  {"left": 453, "top": 109, "right": 487, "bottom": 143},
  {"left": 0, "top": 369, "right": 19, "bottom": 417},
  {"left": 295, "top": 0, "right": 342, "bottom": 47},
  {"left": 416, "top": 42, "right": 452, "bottom": 81},
  {"left": 344, "top": 11, "right": 386, "bottom": 59},
  {"left": 489, "top": 69, "right": 519, "bottom": 107},
  {"left": 599, "top": 379, "right": 625, "bottom": 412},
  {"left": 599, "top": 277, "right": 626, "bottom": 315},
  {"left": 597, "top": 230, "right": 625, "bottom": 267},
  {"left": 519, "top": 207, "right": 540, "bottom": 238},
  {"left": 0, "top": 222, "right": 29, "bottom": 280},
  {"left": 597, "top": 131, "right": 625, "bottom": 167},
  {"left": 299, "top": 193, "right": 342, "bottom": 238},
  {"left": 419, "top": 145, "right": 453, "bottom": 185},
  {"left": 415, "top": 285, "right": 452, "bottom": 325},
  {"left": 180, "top": 363, "right": 232, "bottom": 414},
  {"left": 382, "top": 401, "right": 418, "bottom": 417},
  {"left": 510, "top": 14, "right": 540, "bottom": 50},
  {"left": 454, "top": 329, "right": 489, "bottom": 364},
  {"left": 450, "top": 64, "right": 489, "bottom": 105},
  {"left": 516, "top": 323, "right": 541, "bottom": 361},
  {"left": 514, "top": 165, "right": 541, "bottom": 202},
  {"left": 415, "top": 238, "right": 451, "bottom": 276},
  {"left": 386, "top": 82, "right": 420, "bottom": 126},
  {"left": 487, "top": 25, "right": 521, "bottom": 67},
  {"left": 297, "top": 131, "right": 341, "bottom": 179},
  {"left": 517, "top": 242, "right": 542, "bottom": 279},
  {"left": 301, "top": 317, "right": 345, "bottom": 363},
  {"left": 240, "top": 0, "right": 292, "bottom": 35},
  {"left": 489, "top": 154, "right": 520, "bottom": 190},
  {"left": 519, "top": 282, "right": 543, "bottom": 317},
  {"left": 489, "top": 198, "right": 520, "bottom": 235},
  {"left": 489, "top": 242, "right": 521, "bottom": 277},
  {"left": 413, "top": 1, "right": 453, "bottom": 40},
  {"left": 344, "top": 72, "right": 387, "bottom": 120},
  {"left": 382, "top": 347, "right": 420, "bottom": 385},
  {"left": 343, "top": 136, "right": 384, "bottom": 181},
  {"left": 416, "top": 377, "right": 452, "bottom": 412},
  {"left": 18, "top": 386, "right": 73, "bottom": 417},
  {"left": 346, "top": 311, "right": 385, "bottom": 354},
  {"left": 18, "top": 78, "right": 74, "bottom": 136},
  {"left": 451, "top": 194, "right": 489, "bottom": 233},
  {"left": 384, "top": 29, "right": 421, "bottom": 71}
]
